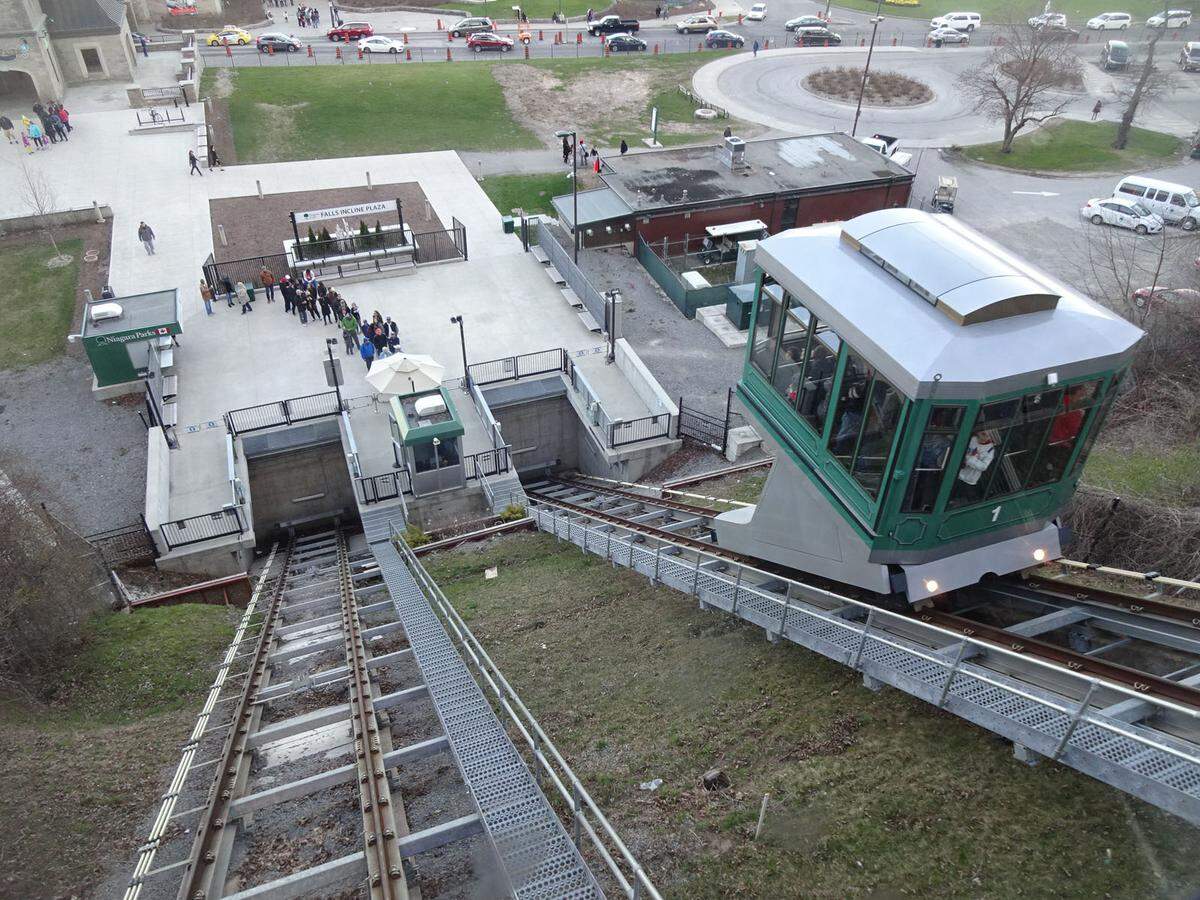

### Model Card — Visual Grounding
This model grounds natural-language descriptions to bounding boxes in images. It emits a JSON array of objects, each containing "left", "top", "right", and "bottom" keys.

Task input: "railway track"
[{"left": 526, "top": 475, "right": 1200, "bottom": 824}]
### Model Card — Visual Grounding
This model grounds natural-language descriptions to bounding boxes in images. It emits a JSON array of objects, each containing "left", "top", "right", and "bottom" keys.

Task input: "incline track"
[{"left": 526, "top": 475, "right": 1200, "bottom": 824}]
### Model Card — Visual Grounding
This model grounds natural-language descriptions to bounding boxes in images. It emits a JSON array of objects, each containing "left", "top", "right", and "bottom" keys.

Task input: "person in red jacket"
[{"left": 56, "top": 103, "right": 71, "bottom": 132}]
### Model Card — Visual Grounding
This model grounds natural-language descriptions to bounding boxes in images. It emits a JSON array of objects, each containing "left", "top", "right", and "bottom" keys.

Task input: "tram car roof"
[{"left": 754, "top": 208, "right": 1143, "bottom": 401}]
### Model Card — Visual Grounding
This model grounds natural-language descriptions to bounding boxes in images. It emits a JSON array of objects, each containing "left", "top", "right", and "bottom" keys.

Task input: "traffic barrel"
[
  {"left": 406, "top": 47, "right": 411, "bottom": 59},
  {"left": 448, "top": 30, "right": 454, "bottom": 41},
  {"left": 335, "top": 45, "right": 342, "bottom": 59},
  {"left": 891, "top": 35, "right": 897, "bottom": 45},
  {"left": 225, "top": 42, "right": 232, "bottom": 56},
  {"left": 268, "top": 43, "right": 274, "bottom": 54},
  {"left": 763, "top": 38, "right": 769, "bottom": 49},
  {"left": 307, "top": 44, "right": 313, "bottom": 56},
  {"left": 358, "top": 47, "right": 363, "bottom": 58},
  {"left": 576, "top": 31, "right": 582, "bottom": 43},
  {"left": 446, "top": 46, "right": 452, "bottom": 60},
  {"left": 403, "top": 31, "right": 409, "bottom": 43},
  {"left": 525, "top": 42, "right": 530, "bottom": 57},
  {"left": 861, "top": 36, "right": 866, "bottom": 45},
  {"left": 738, "top": 13, "right": 743, "bottom": 23},
  {"left": 539, "top": 29, "right": 543, "bottom": 40},
  {"left": 437, "top": 18, "right": 442, "bottom": 29},
  {"left": 653, "top": 42, "right": 659, "bottom": 53}
]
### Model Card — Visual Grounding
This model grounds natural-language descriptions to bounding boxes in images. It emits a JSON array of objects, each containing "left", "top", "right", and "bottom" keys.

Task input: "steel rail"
[
  {"left": 661, "top": 458, "right": 774, "bottom": 490},
  {"left": 524, "top": 490, "right": 1200, "bottom": 722},
  {"left": 124, "top": 545, "right": 280, "bottom": 900},
  {"left": 1021, "top": 571, "right": 1200, "bottom": 627},
  {"left": 174, "top": 542, "right": 293, "bottom": 900},
  {"left": 336, "top": 532, "right": 407, "bottom": 900},
  {"left": 542, "top": 474, "right": 722, "bottom": 517}
]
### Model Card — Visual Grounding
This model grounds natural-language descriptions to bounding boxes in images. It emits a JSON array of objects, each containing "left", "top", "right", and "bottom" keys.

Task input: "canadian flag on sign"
[{"left": 156, "top": 327, "right": 169, "bottom": 335}]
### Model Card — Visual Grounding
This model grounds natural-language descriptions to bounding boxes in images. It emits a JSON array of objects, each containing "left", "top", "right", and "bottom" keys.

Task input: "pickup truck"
[
  {"left": 860, "top": 133, "right": 913, "bottom": 167},
  {"left": 587, "top": 15, "right": 639, "bottom": 34}
]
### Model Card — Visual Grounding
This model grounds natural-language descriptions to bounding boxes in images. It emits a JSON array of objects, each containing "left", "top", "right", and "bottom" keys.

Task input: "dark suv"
[
  {"left": 796, "top": 28, "right": 842, "bottom": 46},
  {"left": 450, "top": 17, "right": 495, "bottom": 37}
]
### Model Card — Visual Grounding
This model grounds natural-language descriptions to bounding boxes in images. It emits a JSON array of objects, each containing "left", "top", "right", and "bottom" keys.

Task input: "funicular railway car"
[{"left": 715, "top": 209, "right": 1143, "bottom": 603}]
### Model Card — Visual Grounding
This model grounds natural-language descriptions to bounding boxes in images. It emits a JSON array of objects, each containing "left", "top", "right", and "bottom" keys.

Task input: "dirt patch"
[
  {"left": 249, "top": 100, "right": 311, "bottom": 163},
  {"left": 804, "top": 67, "right": 933, "bottom": 107},
  {"left": 208, "top": 181, "right": 442, "bottom": 262},
  {"left": 155, "top": 0, "right": 266, "bottom": 32}
]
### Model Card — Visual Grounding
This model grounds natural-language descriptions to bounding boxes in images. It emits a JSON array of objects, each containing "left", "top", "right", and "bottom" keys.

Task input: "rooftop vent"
[
  {"left": 721, "top": 135, "right": 747, "bottom": 170},
  {"left": 89, "top": 302, "right": 123, "bottom": 323},
  {"left": 840, "top": 210, "right": 1060, "bottom": 326},
  {"left": 414, "top": 394, "right": 447, "bottom": 418}
]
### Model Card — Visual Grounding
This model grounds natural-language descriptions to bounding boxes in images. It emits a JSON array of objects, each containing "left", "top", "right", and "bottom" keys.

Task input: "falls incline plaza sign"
[{"left": 294, "top": 200, "right": 398, "bottom": 224}]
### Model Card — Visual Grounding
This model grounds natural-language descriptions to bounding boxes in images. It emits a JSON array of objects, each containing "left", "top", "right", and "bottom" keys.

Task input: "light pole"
[
  {"left": 324, "top": 337, "right": 343, "bottom": 411},
  {"left": 555, "top": 128, "right": 579, "bottom": 264},
  {"left": 851, "top": 9, "right": 885, "bottom": 138},
  {"left": 450, "top": 315, "right": 468, "bottom": 387}
]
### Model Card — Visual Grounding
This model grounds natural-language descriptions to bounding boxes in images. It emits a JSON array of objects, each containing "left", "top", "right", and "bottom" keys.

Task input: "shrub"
[
  {"left": 401, "top": 524, "right": 430, "bottom": 547},
  {"left": 498, "top": 504, "right": 527, "bottom": 522}
]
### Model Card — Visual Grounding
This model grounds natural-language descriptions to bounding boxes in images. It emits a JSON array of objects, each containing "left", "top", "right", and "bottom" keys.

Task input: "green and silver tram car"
[{"left": 716, "top": 209, "right": 1142, "bottom": 603}]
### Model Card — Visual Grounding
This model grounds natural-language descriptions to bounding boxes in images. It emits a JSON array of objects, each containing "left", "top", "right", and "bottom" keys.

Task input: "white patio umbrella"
[{"left": 365, "top": 353, "right": 445, "bottom": 396}]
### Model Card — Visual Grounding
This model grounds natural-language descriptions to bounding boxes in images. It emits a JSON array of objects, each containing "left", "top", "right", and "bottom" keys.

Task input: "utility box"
[
  {"left": 502, "top": 215, "right": 515, "bottom": 234},
  {"left": 725, "top": 282, "right": 755, "bottom": 330},
  {"left": 80, "top": 289, "right": 181, "bottom": 396}
]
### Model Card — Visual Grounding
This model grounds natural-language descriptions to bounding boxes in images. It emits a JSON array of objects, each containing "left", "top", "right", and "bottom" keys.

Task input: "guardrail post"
[
  {"left": 936, "top": 638, "right": 969, "bottom": 707},
  {"left": 1052, "top": 681, "right": 1098, "bottom": 760},
  {"left": 281, "top": 399, "right": 291, "bottom": 425},
  {"left": 571, "top": 778, "right": 582, "bottom": 847},
  {"left": 652, "top": 545, "right": 662, "bottom": 585},
  {"left": 850, "top": 609, "right": 875, "bottom": 669},
  {"left": 730, "top": 565, "right": 743, "bottom": 613}
]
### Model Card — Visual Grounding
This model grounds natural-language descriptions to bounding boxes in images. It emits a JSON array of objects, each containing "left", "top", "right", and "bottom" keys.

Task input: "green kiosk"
[
  {"left": 388, "top": 386, "right": 465, "bottom": 496},
  {"left": 81, "top": 289, "right": 181, "bottom": 398}
]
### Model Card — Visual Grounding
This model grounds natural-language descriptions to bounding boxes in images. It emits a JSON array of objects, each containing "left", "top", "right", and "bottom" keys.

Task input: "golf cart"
[
  {"left": 699, "top": 219, "right": 769, "bottom": 265},
  {"left": 930, "top": 175, "right": 958, "bottom": 214}
]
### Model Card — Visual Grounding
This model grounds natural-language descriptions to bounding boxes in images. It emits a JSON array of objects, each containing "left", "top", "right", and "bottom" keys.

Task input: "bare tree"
[
  {"left": 957, "top": 24, "right": 1082, "bottom": 153},
  {"left": 14, "top": 158, "right": 70, "bottom": 264},
  {"left": 1112, "top": 27, "right": 1173, "bottom": 149}
]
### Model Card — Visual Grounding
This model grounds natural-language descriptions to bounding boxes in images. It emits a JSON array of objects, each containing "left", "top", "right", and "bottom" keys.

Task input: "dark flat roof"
[
  {"left": 43, "top": 0, "right": 125, "bottom": 35},
  {"left": 599, "top": 133, "right": 912, "bottom": 214},
  {"left": 81, "top": 289, "right": 179, "bottom": 337}
]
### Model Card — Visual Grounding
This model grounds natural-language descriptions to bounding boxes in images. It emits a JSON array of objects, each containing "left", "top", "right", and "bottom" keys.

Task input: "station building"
[{"left": 552, "top": 133, "right": 914, "bottom": 249}]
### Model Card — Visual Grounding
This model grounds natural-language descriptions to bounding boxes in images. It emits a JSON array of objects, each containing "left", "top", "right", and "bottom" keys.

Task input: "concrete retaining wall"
[
  {"left": 495, "top": 394, "right": 580, "bottom": 473},
  {"left": 614, "top": 338, "right": 677, "bottom": 423},
  {"left": 144, "top": 426, "right": 171, "bottom": 553},
  {"left": 246, "top": 441, "right": 357, "bottom": 538},
  {"left": 0, "top": 204, "right": 111, "bottom": 234}
]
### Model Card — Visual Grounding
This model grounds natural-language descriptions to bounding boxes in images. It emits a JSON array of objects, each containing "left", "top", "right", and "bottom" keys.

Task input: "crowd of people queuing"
[
  {"left": 0, "top": 102, "right": 71, "bottom": 153},
  {"left": 203, "top": 266, "right": 402, "bottom": 370}
]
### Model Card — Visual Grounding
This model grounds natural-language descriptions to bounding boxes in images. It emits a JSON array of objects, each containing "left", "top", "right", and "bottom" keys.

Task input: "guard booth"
[
  {"left": 80, "top": 289, "right": 181, "bottom": 397},
  {"left": 388, "top": 387, "right": 466, "bottom": 496}
]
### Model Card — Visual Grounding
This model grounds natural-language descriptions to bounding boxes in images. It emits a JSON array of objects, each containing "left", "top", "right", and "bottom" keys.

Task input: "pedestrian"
[
  {"left": 619, "top": 138, "right": 628, "bottom": 155},
  {"left": 235, "top": 281, "right": 253, "bottom": 314},
  {"left": 350, "top": 302, "right": 361, "bottom": 325},
  {"left": 20, "top": 130, "right": 32, "bottom": 154},
  {"left": 222, "top": 275, "right": 235, "bottom": 306},
  {"left": 654, "top": 4, "right": 661, "bottom": 17},
  {"left": 41, "top": 114, "right": 56, "bottom": 144},
  {"left": 340, "top": 309, "right": 360, "bottom": 353},
  {"left": 593, "top": 153, "right": 601, "bottom": 174},
  {"left": 371, "top": 325, "right": 387, "bottom": 356},
  {"left": 752, "top": 38, "right": 759, "bottom": 56},
  {"left": 279, "top": 276, "right": 294, "bottom": 312},
  {"left": 360, "top": 337, "right": 376, "bottom": 370},
  {"left": 28, "top": 119, "right": 44, "bottom": 149},
  {"left": 562, "top": 135, "right": 571, "bottom": 164},
  {"left": 386, "top": 316, "right": 398, "bottom": 338},
  {"left": 586, "top": 7, "right": 593, "bottom": 22},
  {"left": 50, "top": 117, "right": 67, "bottom": 142},
  {"left": 260, "top": 266, "right": 276, "bottom": 301},
  {"left": 386, "top": 330, "right": 400, "bottom": 355},
  {"left": 200, "top": 279, "right": 214, "bottom": 315},
  {"left": 138, "top": 221, "right": 156, "bottom": 255},
  {"left": 1091, "top": 99, "right": 1102, "bottom": 121},
  {"left": 57, "top": 104, "right": 71, "bottom": 132},
  {"left": 209, "top": 145, "right": 222, "bottom": 169},
  {"left": 139, "top": 33, "right": 149, "bottom": 57},
  {"left": 0, "top": 115, "right": 14, "bottom": 143},
  {"left": 189, "top": 149, "right": 203, "bottom": 176},
  {"left": 723, "top": 125, "right": 732, "bottom": 138},
  {"left": 298, "top": 295, "right": 309, "bottom": 324},
  {"left": 318, "top": 293, "right": 333, "bottom": 324}
]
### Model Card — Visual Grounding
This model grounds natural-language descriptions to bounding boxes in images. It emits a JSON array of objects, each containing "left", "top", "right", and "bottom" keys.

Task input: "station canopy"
[{"left": 755, "top": 209, "right": 1143, "bottom": 400}]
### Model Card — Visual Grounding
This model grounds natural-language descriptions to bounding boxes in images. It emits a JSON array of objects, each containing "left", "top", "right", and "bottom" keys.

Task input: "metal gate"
[
  {"left": 676, "top": 401, "right": 727, "bottom": 452},
  {"left": 85, "top": 520, "right": 158, "bottom": 566}
]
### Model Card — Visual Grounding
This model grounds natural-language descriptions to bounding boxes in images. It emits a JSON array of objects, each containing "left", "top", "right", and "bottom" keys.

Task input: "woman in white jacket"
[{"left": 957, "top": 431, "right": 996, "bottom": 501}]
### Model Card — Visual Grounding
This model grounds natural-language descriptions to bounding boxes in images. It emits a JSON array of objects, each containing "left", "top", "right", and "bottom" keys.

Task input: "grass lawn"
[
  {"left": 0, "top": 605, "right": 237, "bottom": 896},
  {"left": 0, "top": 238, "right": 82, "bottom": 371},
  {"left": 479, "top": 172, "right": 575, "bottom": 215},
  {"left": 426, "top": 533, "right": 1200, "bottom": 897},
  {"left": 835, "top": 0, "right": 1176, "bottom": 22},
  {"left": 963, "top": 119, "right": 1183, "bottom": 172},
  {"left": 1084, "top": 445, "right": 1200, "bottom": 504},
  {"left": 203, "top": 65, "right": 542, "bottom": 162}
]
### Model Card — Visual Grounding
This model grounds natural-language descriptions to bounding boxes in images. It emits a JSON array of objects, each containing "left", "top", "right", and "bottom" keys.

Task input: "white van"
[
  {"left": 930, "top": 11, "right": 981, "bottom": 30},
  {"left": 1114, "top": 176, "right": 1200, "bottom": 229}
]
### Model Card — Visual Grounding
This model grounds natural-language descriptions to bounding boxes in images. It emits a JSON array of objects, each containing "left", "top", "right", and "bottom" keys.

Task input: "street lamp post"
[
  {"left": 324, "top": 337, "right": 343, "bottom": 411},
  {"left": 851, "top": 8, "right": 885, "bottom": 138},
  {"left": 554, "top": 128, "right": 579, "bottom": 264},
  {"left": 450, "top": 315, "right": 468, "bottom": 387}
]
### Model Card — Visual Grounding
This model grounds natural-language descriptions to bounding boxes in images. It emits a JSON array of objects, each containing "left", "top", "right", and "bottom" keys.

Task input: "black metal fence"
[
  {"left": 610, "top": 413, "right": 672, "bottom": 447},
  {"left": 676, "top": 399, "right": 729, "bottom": 453},
  {"left": 136, "top": 106, "right": 185, "bottom": 126},
  {"left": 160, "top": 507, "right": 246, "bottom": 551},
  {"left": 412, "top": 227, "right": 461, "bottom": 265},
  {"left": 464, "top": 446, "right": 510, "bottom": 481},
  {"left": 468, "top": 348, "right": 566, "bottom": 386},
  {"left": 355, "top": 469, "right": 413, "bottom": 505},
  {"left": 225, "top": 390, "right": 343, "bottom": 437},
  {"left": 85, "top": 520, "right": 158, "bottom": 566},
  {"left": 203, "top": 252, "right": 295, "bottom": 293}
]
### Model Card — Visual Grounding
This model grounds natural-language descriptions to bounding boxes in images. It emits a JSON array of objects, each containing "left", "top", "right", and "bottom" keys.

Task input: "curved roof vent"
[{"left": 840, "top": 209, "right": 1060, "bottom": 325}]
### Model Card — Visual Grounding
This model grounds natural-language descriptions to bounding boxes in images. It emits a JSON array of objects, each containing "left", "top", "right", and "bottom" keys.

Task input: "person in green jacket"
[{"left": 339, "top": 311, "right": 360, "bottom": 355}]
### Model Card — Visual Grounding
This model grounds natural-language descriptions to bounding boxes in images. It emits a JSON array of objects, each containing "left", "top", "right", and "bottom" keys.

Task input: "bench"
[
  {"left": 577, "top": 308, "right": 602, "bottom": 333},
  {"left": 195, "top": 125, "right": 209, "bottom": 167},
  {"left": 160, "top": 401, "right": 179, "bottom": 427},
  {"left": 530, "top": 245, "right": 550, "bottom": 264},
  {"left": 162, "top": 374, "right": 178, "bottom": 401},
  {"left": 560, "top": 286, "right": 583, "bottom": 309},
  {"left": 544, "top": 265, "right": 566, "bottom": 286},
  {"left": 158, "top": 347, "right": 175, "bottom": 370}
]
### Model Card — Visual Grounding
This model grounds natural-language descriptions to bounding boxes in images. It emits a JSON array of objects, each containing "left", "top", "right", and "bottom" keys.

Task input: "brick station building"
[{"left": 552, "top": 133, "right": 914, "bottom": 249}]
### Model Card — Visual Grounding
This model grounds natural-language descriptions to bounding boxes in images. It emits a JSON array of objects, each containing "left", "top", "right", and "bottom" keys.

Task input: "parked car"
[
  {"left": 449, "top": 17, "right": 494, "bottom": 37},
  {"left": 358, "top": 36, "right": 405, "bottom": 53},
  {"left": 1040, "top": 22, "right": 1081, "bottom": 39},
  {"left": 785, "top": 14, "right": 827, "bottom": 31},
  {"left": 605, "top": 32, "right": 647, "bottom": 51},
  {"left": 1180, "top": 41, "right": 1200, "bottom": 69},
  {"left": 1114, "top": 175, "right": 1200, "bottom": 229},
  {"left": 929, "top": 12, "right": 981, "bottom": 30},
  {"left": 1028, "top": 11, "right": 1067, "bottom": 27},
  {"left": 1100, "top": 39, "right": 1131, "bottom": 69},
  {"left": 746, "top": 3, "right": 767, "bottom": 21},
  {"left": 929, "top": 25, "right": 970, "bottom": 45},
  {"left": 1086, "top": 12, "right": 1131, "bottom": 29},
  {"left": 1147, "top": 9, "right": 1192, "bottom": 27},
  {"left": 705, "top": 29, "right": 745, "bottom": 48},
  {"left": 795, "top": 27, "right": 842, "bottom": 46},
  {"left": 1081, "top": 197, "right": 1163, "bottom": 234},
  {"left": 467, "top": 31, "right": 514, "bottom": 51},
  {"left": 206, "top": 26, "right": 251, "bottom": 46},
  {"left": 677, "top": 14, "right": 719, "bottom": 33},
  {"left": 256, "top": 33, "right": 302, "bottom": 52},
  {"left": 327, "top": 21, "right": 373, "bottom": 40},
  {"left": 588, "top": 14, "right": 640, "bottom": 34},
  {"left": 1131, "top": 285, "right": 1200, "bottom": 308}
]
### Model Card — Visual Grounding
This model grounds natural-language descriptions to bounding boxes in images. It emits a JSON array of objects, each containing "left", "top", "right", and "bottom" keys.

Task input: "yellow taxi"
[{"left": 206, "top": 26, "right": 252, "bottom": 46}]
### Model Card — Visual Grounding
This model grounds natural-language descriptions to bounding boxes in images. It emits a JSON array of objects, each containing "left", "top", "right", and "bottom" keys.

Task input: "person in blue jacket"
[{"left": 360, "top": 337, "right": 376, "bottom": 371}]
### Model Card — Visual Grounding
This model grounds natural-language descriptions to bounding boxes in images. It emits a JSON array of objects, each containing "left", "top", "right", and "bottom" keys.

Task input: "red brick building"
[{"left": 552, "top": 133, "right": 914, "bottom": 249}]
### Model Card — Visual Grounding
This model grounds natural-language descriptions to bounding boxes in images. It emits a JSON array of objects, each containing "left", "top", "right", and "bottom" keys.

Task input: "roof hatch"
[{"left": 840, "top": 209, "right": 1060, "bottom": 325}]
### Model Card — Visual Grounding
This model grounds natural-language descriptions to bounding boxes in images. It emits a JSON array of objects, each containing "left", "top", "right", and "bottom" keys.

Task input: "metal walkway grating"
[
  {"left": 531, "top": 503, "right": 1200, "bottom": 826},
  {"left": 359, "top": 502, "right": 408, "bottom": 545},
  {"left": 369, "top": 539, "right": 603, "bottom": 898}
]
